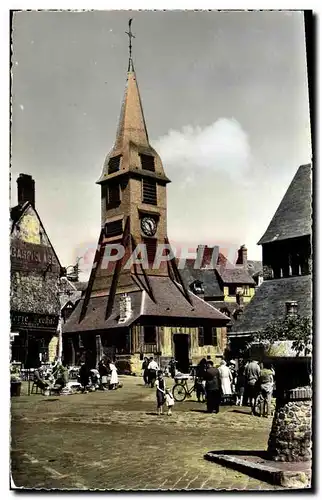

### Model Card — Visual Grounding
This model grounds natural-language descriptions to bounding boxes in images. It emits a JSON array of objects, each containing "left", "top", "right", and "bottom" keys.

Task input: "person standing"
[
  {"left": 108, "top": 359, "right": 119, "bottom": 390},
  {"left": 259, "top": 363, "right": 274, "bottom": 417},
  {"left": 165, "top": 389, "right": 175, "bottom": 416},
  {"left": 235, "top": 362, "right": 246, "bottom": 406},
  {"left": 98, "top": 359, "right": 109, "bottom": 390},
  {"left": 79, "top": 361, "right": 90, "bottom": 394},
  {"left": 195, "top": 358, "right": 207, "bottom": 403},
  {"left": 155, "top": 371, "right": 166, "bottom": 415},
  {"left": 229, "top": 360, "right": 237, "bottom": 393},
  {"left": 168, "top": 358, "right": 177, "bottom": 379},
  {"left": 244, "top": 359, "right": 260, "bottom": 415},
  {"left": 142, "top": 357, "right": 149, "bottom": 386},
  {"left": 218, "top": 360, "right": 233, "bottom": 395},
  {"left": 147, "top": 357, "right": 159, "bottom": 388},
  {"left": 204, "top": 361, "right": 221, "bottom": 413}
]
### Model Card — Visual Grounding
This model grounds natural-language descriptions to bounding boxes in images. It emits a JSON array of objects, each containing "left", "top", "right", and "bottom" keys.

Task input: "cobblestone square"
[{"left": 11, "top": 376, "right": 282, "bottom": 491}]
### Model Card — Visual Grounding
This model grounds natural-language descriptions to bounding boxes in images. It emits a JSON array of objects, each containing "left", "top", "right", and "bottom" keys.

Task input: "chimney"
[
  {"left": 17, "top": 174, "right": 35, "bottom": 207},
  {"left": 118, "top": 293, "right": 132, "bottom": 324},
  {"left": 236, "top": 244, "right": 248, "bottom": 269},
  {"left": 285, "top": 301, "right": 298, "bottom": 317},
  {"left": 197, "top": 245, "right": 219, "bottom": 269}
]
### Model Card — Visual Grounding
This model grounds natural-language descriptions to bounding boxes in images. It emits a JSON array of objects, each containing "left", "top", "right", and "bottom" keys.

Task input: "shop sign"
[
  {"left": 10, "top": 311, "right": 59, "bottom": 330},
  {"left": 10, "top": 241, "right": 60, "bottom": 272}
]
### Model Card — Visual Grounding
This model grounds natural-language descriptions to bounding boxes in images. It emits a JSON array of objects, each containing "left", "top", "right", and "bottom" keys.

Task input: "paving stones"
[{"left": 11, "top": 377, "right": 283, "bottom": 491}]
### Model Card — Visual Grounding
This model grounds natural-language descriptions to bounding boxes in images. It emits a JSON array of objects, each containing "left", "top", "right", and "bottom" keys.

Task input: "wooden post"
[{"left": 27, "top": 369, "right": 31, "bottom": 396}]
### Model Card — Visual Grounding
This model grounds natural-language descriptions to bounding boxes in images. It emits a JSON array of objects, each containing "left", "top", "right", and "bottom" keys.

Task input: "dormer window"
[
  {"left": 108, "top": 155, "right": 121, "bottom": 174},
  {"left": 142, "top": 179, "right": 157, "bottom": 205},
  {"left": 140, "top": 154, "right": 155, "bottom": 172},
  {"left": 190, "top": 280, "right": 204, "bottom": 295}
]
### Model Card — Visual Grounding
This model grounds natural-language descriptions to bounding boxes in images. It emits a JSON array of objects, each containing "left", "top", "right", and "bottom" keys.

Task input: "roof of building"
[
  {"left": 215, "top": 266, "right": 256, "bottom": 285},
  {"left": 63, "top": 276, "right": 230, "bottom": 334},
  {"left": 247, "top": 260, "right": 263, "bottom": 278},
  {"left": 229, "top": 275, "right": 312, "bottom": 335},
  {"left": 258, "top": 164, "right": 312, "bottom": 245},
  {"left": 10, "top": 271, "right": 61, "bottom": 316},
  {"left": 180, "top": 266, "right": 224, "bottom": 299},
  {"left": 74, "top": 281, "right": 88, "bottom": 292}
]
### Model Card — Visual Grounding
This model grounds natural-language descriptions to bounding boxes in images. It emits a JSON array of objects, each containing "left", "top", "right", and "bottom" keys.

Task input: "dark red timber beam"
[
  {"left": 165, "top": 236, "right": 193, "bottom": 305},
  {"left": 105, "top": 216, "right": 131, "bottom": 320},
  {"left": 131, "top": 234, "right": 156, "bottom": 303},
  {"left": 79, "top": 227, "right": 105, "bottom": 323}
]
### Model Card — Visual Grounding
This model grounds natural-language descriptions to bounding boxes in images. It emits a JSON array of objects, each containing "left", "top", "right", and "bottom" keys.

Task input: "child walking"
[
  {"left": 165, "top": 389, "right": 175, "bottom": 416},
  {"left": 155, "top": 370, "right": 166, "bottom": 415}
]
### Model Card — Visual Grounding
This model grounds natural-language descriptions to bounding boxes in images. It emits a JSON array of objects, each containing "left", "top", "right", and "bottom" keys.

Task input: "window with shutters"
[
  {"left": 108, "top": 155, "right": 121, "bottom": 174},
  {"left": 198, "top": 327, "right": 204, "bottom": 347},
  {"left": 142, "top": 179, "right": 157, "bottom": 205},
  {"left": 140, "top": 154, "right": 155, "bottom": 172},
  {"left": 105, "top": 219, "right": 123, "bottom": 238},
  {"left": 107, "top": 183, "right": 121, "bottom": 207},
  {"left": 143, "top": 238, "right": 157, "bottom": 266}
]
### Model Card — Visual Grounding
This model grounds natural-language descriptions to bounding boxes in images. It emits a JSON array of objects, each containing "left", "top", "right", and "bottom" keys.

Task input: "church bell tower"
[{"left": 81, "top": 19, "right": 187, "bottom": 316}]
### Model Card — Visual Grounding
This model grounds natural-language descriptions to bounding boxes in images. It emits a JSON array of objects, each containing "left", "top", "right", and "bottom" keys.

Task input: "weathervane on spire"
[{"left": 125, "top": 18, "right": 135, "bottom": 71}]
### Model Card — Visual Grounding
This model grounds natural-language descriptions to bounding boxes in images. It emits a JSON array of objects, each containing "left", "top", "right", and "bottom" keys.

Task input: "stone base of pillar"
[{"left": 267, "top": 388, "right": 312, "bottom": 463}]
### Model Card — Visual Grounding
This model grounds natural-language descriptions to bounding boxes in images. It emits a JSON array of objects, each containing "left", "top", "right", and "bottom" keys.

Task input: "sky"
[{"left": 10, "top": 10, "right": 312, "bottom": 279}]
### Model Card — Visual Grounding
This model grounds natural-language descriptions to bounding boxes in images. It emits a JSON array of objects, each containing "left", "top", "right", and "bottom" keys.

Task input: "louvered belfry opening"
[
  {"left": 107, "top": 182, "right": 121, "bottom": 206},
  {"left": 105, "top": 219, "right": 123, "bottom": 238},
  {"left": 108, "top": 155, "right": 121, "bottom": 174},
  {"left": 142, "top": 179, "right": 157, "bottom": 205},
  {"left": 140, "top": 154, "right": 155, "bottom": 172}
]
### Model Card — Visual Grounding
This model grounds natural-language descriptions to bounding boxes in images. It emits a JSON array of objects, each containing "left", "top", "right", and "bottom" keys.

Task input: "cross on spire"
[{"left": 125, "top": 18, "right": 135, "bottom": 71}]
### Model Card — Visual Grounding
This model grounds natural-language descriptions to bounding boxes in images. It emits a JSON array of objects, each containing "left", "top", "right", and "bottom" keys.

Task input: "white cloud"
[
  {"left": 19, "top": 104, "right": 24, "bottom": 111},
  {"left": 152, "top": 118, "right": 262, "bottom": 258},
  {"left": 154, "top": 118, "right": 252, "bottom": 182}
]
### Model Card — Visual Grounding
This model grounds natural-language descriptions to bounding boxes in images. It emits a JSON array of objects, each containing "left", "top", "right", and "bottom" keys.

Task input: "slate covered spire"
[
  {"left": 113, "top": 65, "right": 149, "bottom": 150},
  {"left": 97, "top": 19, "right": 168, "bottom": 185},
  {"left": 113, "top": 17, "right": 149, "bottom": 149}
]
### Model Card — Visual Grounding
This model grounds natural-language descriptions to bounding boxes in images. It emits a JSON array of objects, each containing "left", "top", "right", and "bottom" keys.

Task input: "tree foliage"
[{"left": 255, "top": 315, "right": 312, "bottom": 356}]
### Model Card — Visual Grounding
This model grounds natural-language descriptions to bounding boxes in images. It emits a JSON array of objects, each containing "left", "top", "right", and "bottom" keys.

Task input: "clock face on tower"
[{"left": 141, "top": 217, "right": 157, "bottom": 237}]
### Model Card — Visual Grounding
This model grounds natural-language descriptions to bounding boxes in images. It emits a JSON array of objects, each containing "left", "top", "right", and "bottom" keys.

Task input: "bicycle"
[{"left": 172, "top": 376, "right": 205, "bottom": 402}]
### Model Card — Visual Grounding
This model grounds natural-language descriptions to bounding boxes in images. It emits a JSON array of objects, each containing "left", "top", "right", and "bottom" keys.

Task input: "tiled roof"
[
  {"left": 229, "top": 275, "right": 312, "bottom": 335},
  {"left": 63, "top": 276, "right": 230, "bottom": 334},
  {"left": 11, "top": 271, "right": 61, "bottom": 316},
  {"left": 215, "top": 266, "right": 256, "bottom": 285},
  {"left": 247, "top": 260, "right": 263, "bottom": 277},
  {"left": 258, "top": 164, "right": 312, "bottom": 245},
  {"left": 143, "top": 276, "right": 228, "bottom": 321},
  {"left": 74, "top": 281, "right": 88, "bottom": 292},
  {"left": 180, "top": 267, "right": 224, "bottom": 299}
]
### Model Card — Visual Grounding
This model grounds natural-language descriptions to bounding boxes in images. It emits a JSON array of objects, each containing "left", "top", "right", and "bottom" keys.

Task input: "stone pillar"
[{"left": 267, "top": 387, "right": 312, "bottom": 462}]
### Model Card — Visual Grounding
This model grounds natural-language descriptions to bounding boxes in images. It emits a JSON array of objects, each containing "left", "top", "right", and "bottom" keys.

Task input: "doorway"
[{"left": 173, "top": 334, "right": 190, "bottom": 373}]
